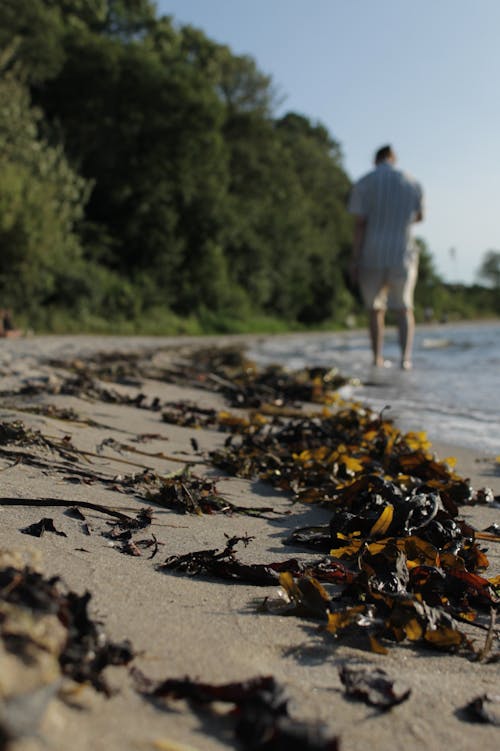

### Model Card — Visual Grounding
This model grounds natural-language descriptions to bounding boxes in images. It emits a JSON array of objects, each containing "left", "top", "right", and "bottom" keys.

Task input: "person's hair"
[{"left": 375, "top": 145, "right": 394, "bottom": 164}]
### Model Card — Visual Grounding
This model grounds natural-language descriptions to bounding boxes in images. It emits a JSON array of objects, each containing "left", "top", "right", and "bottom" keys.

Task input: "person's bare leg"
[
  {"left": 370, "top": 308, "right": 385, "bottom": 366},
  {"left": 397, "top": 307, "right": 414, "bottom": 368}
]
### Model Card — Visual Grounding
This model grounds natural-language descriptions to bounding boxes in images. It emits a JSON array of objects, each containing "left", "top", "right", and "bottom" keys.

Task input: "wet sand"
[{"left": 0, "top": 335, "right": 498, "bottom": 751}]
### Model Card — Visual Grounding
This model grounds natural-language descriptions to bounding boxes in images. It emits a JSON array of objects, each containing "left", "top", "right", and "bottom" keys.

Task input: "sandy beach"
[{"left": 0, "top": 335, "right": 498, "bottom": 751}]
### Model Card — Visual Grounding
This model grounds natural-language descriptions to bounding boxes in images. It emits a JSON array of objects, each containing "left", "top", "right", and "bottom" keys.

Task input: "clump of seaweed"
[
  {"left": 132, "top": 670, "right": 340, "bottom": 751},
  {"left": 0, "top": 421, "right": 55, "bottom": 451},
  {"left": 0, "top": 420, "right": 80, "bottom": 463},
  {"left": 47, "top": 351, "right": 146, "bottom": 384},
  {"left": 162, "top": 401, "right": 251, "bottom": 431},
  {"left": 338, "top": 664, "right": 411, "bottom": 709},
  {"left": 147, "top": 349, "right": 499, "bottom": 658},
  {"left": 159, "top": 345, "right": 354, "bottom": 409},
  {"left": 0, "top": 561, "right": 134, "bottom": 707},
  {"left": 20, "top": 518, "right": 67, "bottom": 538},
  {"left": 102, "top": 507, "right": 161, "bottom": 557},
  {"left": 10, "top": 404, "right": 83, "bottom": 423},
  {"left": 2, "top": 344, "right": 354, "bottom": 417},
  {"left": 159, "top": 535, "right": 353, "bottom": 588},
  {"left": 460, "top": 693, "right": 500, "bottom": 725},
  {"left": 146, "top": 465, "right": 277, "bottom": 517}
]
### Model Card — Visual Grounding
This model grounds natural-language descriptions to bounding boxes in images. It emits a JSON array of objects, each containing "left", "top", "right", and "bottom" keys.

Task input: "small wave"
[{"left": 420, "top": 337, "right": 452, "bottom": 349}]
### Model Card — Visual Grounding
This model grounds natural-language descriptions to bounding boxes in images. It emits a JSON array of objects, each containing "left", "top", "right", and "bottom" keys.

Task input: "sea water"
[{"left": 249, "top": 321, "right": 500, "bottom": 455}]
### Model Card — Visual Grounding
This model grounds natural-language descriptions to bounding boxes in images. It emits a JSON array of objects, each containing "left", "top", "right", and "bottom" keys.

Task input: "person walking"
[{"left": 348, "top": 145, "right": 424, "bottom": 369}]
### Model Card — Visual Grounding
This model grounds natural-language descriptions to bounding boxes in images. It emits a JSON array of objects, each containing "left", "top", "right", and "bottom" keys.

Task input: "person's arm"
[
  {"left": 350, "top": 215, "right": 367, "bottom": 281},
  {"left": 413, "top": 184, "right": 424, "bottom": 222}
]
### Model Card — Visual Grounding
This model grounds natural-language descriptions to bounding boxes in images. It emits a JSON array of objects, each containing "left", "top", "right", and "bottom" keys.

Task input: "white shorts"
[{"left": 359, "top": 263, "right": 418, "bottom": 311}]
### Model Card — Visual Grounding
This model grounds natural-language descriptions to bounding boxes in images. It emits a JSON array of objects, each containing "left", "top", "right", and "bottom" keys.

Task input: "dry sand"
[{"left": 0, "top": 334, "right": 498, "bottom": 751}]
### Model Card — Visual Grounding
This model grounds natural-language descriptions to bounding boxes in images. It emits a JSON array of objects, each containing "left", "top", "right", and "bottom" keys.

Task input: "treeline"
[
  {"left": 414, "top": 241, "right": 500, "bottom": 322},
  {"left": 0, "top": 1, "right": 497, "bottom": 333},
  {"left": 0, "top": 0, "right": 354, "bottom": 333}
]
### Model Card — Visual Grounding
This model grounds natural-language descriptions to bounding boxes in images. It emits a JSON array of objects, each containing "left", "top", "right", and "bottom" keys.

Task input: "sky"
[{"left": 157, "top": 0, "right": 500, "bottom": 284}]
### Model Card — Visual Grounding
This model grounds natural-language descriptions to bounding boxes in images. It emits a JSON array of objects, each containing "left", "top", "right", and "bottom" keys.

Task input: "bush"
[{"left": 0, "top": 69, "right": 88, "bottom": 316}]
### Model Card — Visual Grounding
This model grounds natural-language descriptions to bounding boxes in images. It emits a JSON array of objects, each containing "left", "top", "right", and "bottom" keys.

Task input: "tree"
[
  {"left": 415, "top": 237, "right": 441, "bottom": 287},
  {"left": 477, "top": 250, "right": 500, "bottom": 289},
  {"left": 0, "top": 63, "right": 88, "bottom": 315},
  {"left": 0, "top": 1, "right": 66, "bottom": 83},
  {"left": 273, "top": 113, "right": 353, "bottom": 322},
  {"left": 0, "top": 0, "right": 358, "bottom": 330}
]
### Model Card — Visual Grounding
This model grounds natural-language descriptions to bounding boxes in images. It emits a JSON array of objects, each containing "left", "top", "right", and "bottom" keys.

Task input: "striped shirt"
[{"left": 348, "top": 163, "right": 423, "bottom": 270}]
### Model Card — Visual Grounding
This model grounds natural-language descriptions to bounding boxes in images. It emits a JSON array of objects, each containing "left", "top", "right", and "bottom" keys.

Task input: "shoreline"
[{"left": 0, "top": 335, "right": 498, "bottom": 751}]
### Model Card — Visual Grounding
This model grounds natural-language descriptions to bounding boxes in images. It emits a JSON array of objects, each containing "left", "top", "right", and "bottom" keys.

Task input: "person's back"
[{"left": 351, "top": 161, "right": 422, "bottom": 271}]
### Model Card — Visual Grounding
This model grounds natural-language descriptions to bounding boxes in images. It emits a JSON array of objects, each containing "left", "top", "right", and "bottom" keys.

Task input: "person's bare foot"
[{"left": 401, "top": 359, "right": 412, "bottom": 370}]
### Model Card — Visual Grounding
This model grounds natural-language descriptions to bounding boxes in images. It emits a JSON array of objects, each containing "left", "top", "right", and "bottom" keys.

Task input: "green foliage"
[
  {"left": 476, "top": 249, "right": 500, "bottom": 289},
  {"left": 0, "top": 1, "right": 66, "bottom": 82},
  {"left": 37, "top": 16, "right": 230, "bottom": 313},
  {"left": 413, "top": 239, "right": 499, "bottom": 322},
  {"left": 216, "top": 49, "right": 277, "bottom": 116},
  {"left": 414, "top": 237, "right": 442, "bottom": 315},
  {"left": 274, "top": 113, "right": 353, "bottom": 322},
  {"left": 0, "top": 1, "right": 495, "bottom": 334},
  {"left": 0, "top": 66, "right": 88, "bottom": 314}
]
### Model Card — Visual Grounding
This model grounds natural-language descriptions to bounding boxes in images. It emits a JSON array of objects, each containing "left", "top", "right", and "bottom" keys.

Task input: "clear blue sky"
[{"left": 157, "top": 0, "right": 500, "bottom": 283}]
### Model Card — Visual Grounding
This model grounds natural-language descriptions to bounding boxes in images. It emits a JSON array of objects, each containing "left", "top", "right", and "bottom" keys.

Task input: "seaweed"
[
  {"left": 45, "top": 349, "right": 157, "bottom": 384},
  {"left": 162, "top": 402, "right": 228, "bottom": 430},
  {"left": 5, "top": 343, "right": 497, "bottom": 661},
  {"left": 158, "top": 535, "right": 281, "bottom": 584},
  {"left": 104, "top": 506, "right": 154, "bottom": 533},
  {"left": 160, "top": 536, "right": 353, "bottom": 592},
  {"left": 58, "top": 591, "right": 134, "bottom": 692},
  {"left": 0, "top": 419, "right": 200, "bottom": 511},
  {"left": 36, "top": 343, "right": 494, "bottom": 659},
  {"left": 132, "top": 671, "right": 339, "bottom": 751},
  {"left": 0, "top": 565, "right": 134, "bottom": 695},
  {"left": 308, "top": 536, "right": 493, "bottom": 649},
  {"left": 0, "top": 420, "right": 79, "bottom": 462},
  {"left": 10, "top": 372, "right": 162, "bottom": 411},
  {"left": 96, "top": 436, "right": 180, "bottom": 464},
  {"left": 460, "top": 693, "right": 500, "bottom": 725},
  {"left": 9, "top": 403, "right": 83, "bottom": 423},
  {"left": 205, "top": 392, "right": 499, "bottom": 655},
  {"left": 147, "top": 466, "right": 276, "bottom": 517},
  {"left": 2, "top": 340, "right": 499, "bottom": 750},
  {"left": 20, "top": 518, "right": 67, "bottom": 538},
  {"left": 102, "top": 507, "right": 162, "bottom": 556},
  {"left": 338, "top": 665, "right": 411, "bottom": 709},
  {"left": 64, "top": 506, "right": 86, "bottom": 520}
]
